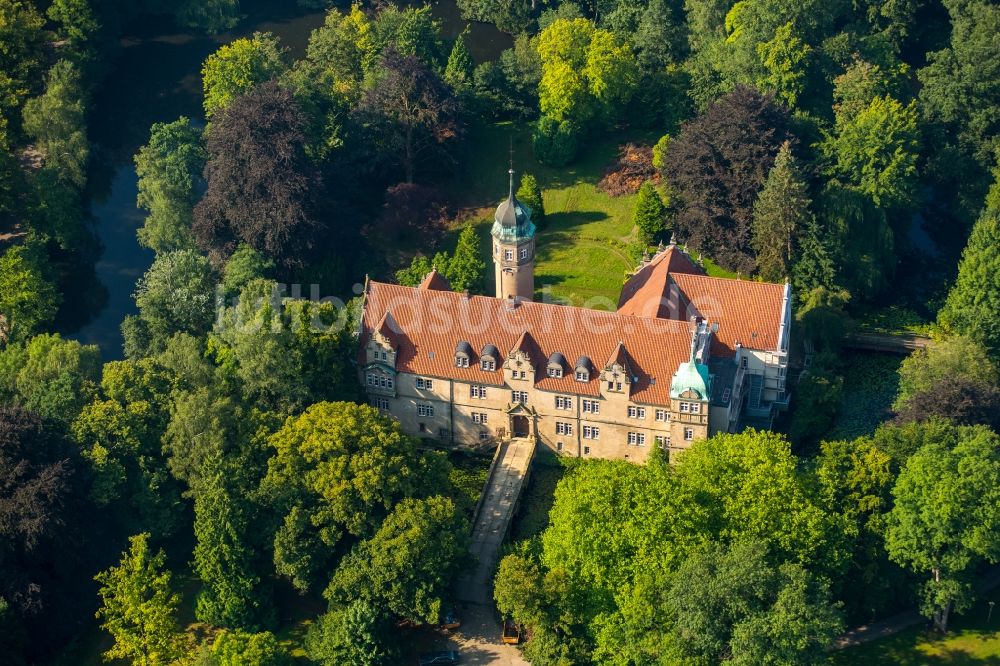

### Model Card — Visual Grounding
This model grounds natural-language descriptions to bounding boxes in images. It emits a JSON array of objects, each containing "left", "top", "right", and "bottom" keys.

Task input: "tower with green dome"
[{"left": 492, "top": 167, "right": 536, "bottom": 301}]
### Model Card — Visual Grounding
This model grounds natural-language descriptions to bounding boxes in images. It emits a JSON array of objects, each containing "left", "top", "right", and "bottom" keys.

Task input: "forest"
[{"left": 0, "top": 0, "right": 998, "bottom": 663}]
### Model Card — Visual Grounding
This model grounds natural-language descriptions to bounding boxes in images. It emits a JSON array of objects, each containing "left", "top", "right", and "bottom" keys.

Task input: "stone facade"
[{"left": 359, "top": 175, "right": 790, "bottom": 463}]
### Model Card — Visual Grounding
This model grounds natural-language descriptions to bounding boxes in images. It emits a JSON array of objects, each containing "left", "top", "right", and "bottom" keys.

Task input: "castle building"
[{"left": 358, "top": 175, "right": 792, "bottom": 462}]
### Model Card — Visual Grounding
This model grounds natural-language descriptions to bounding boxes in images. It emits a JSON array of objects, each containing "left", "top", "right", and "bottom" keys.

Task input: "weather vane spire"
[{"left": 508, "top": 135, "right": 515, "bottom": 198}]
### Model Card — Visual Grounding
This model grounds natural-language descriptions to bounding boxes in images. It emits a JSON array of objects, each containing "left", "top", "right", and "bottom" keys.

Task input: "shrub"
[{"left": 532, "top": 116, "right": 579, "bottom": 167}]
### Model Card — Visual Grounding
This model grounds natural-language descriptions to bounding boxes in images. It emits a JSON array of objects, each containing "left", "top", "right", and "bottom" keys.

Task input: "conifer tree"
[
  {"left": 444, "top": 31, "right": 474, "bottom": 90},
  {"left": 444, "top": 224, "right": 485, "bottom": 294},
  {"left": 94, "top": 533, "right": 182, "bottom": 666},
  {"left": 193, "top": 453, "right": 266, "bottom": 629},
  {"left": 752, "top": 141, "right": 811, "bottom": 281},
  {"left": 939, "top": 171, "right": 1000, "bottom": 357},
  {"left": 517, "top": 173, "right": 545, "bottom": 227},
  {"left": 633, "top": 181, "right": 667, "bottom": 244},
  {"left": 791, "top": 219, "right": 836, "bottom": 294}
]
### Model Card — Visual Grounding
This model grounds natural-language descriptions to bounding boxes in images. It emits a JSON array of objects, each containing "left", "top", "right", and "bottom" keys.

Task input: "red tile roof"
[
  {"left": 418, "top": 268, "right": 451, "bottom": 291},
  {"left": 361, "top": 282, "right": 694, "bottom": 405},
  {"left": 616, "top": 247, "right": 786, "bottom": 356}
]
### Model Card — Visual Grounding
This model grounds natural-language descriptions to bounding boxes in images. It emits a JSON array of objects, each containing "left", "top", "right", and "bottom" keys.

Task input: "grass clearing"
[
  {"left": 832, "top": 591, "right": 1000, "bottom": 665},
  {"left": 438, "top": 121, "right": 657, "bottom": 306}
]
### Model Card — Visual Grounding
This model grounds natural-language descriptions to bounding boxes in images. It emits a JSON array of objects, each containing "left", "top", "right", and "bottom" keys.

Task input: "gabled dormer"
[
  {"left": 504, "top": 331, "right": 538, "bottom": 383},
  {"left": 600, "top": 341, "right": 633, "bottom": 396},
  {"left": 366, "top": 311, "right": 400, "bottom": 368},
  {"left": 574, "top": 355, "right": 592, "bottom": 382}
]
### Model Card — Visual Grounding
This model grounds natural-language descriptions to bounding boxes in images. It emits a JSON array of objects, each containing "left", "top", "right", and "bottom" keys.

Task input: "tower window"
[
  {"left": 520, "top": 246, "right": 528, "bottom": 260},
  {"left": 504, "top": 249, "right": 514, "bottom": 261}
]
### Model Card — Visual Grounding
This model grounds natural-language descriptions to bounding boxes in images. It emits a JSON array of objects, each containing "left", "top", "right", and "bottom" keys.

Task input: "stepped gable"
[
  {"left": 617, "top": 246, "right": 785, "bottom": 356},
  {"left": 361, "top": 281, "right": 693, "bottom": 405}
]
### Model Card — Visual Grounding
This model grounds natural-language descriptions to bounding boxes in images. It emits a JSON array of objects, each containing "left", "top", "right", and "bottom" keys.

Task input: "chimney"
[
  {"left": 461, "top": 289, "right": 470, "bottom": 301},
  {"left": 504, "top": 297, "right": 519, "bottom": 312}
]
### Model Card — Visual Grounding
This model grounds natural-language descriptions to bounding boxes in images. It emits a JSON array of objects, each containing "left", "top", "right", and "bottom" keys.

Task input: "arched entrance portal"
[{"left": 511, "top": 415, "right": 530, "bottom": 438}]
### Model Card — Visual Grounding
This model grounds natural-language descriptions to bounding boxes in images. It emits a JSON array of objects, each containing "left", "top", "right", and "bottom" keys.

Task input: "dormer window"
[
  {"left": 546, "top": 352, "right": 566, "bottom": 379},
  {"left": 575, "top": 355, "right": 592, "bottom": 382},
  {"left": 455, "top": 340, "right": 472, "bottom": 368},
  {"left": 575, "top": 369, "right": 588, "bottom": 381},
  {"left": 480, "top": 344, "right": 499, "bottom": 371}
]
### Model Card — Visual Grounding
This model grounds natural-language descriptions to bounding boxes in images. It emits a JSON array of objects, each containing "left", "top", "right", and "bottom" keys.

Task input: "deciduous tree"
[
  {"left": 22, "top": 59, "right": 89, "bottom": 188},
  {"left": 886, "top": 428, "right": 1000, "bottom": 632},
  {"left": 135, "top": 117, "right": 205, "bottom": 253},
  {"left": 202, "top": 32, "right": 287, "bottom": 118},
  {"left": 193, "top": 82, "right": 324, "bottom": 266},
  {"left": 664, "top": 85, "right": 793, "bottom": 273}
]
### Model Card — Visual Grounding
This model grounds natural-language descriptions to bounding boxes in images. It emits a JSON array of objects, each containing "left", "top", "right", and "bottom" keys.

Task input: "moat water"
[{"left": 74, "top": 0, "right": 510, "bottom": 358}]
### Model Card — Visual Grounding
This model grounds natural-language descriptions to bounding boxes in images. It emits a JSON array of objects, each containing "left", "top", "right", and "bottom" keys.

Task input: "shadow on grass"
[{"left": 542, "top": 210, "right": 609, "bottom": 230}]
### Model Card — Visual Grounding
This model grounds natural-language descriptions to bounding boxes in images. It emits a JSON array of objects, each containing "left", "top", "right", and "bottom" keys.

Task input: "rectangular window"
[
  {"left": 479, "top": 431, "right": 490, "bottom": 441},
  {"left": 504, "top": 249, "right": 514, "bottom": 261},
  {"left": 417, "top": 404, "right": 434, "bottom": 417},
  {"left": 627, "top": 406, "right": 646, "bottom": 419},
  {"left": 520, "top": 246, "right": 528, "bottom": 259},
  {"left": 419, "top": 423, "right": 427, "bottom": 432},
  {"left": 556, "top": 441, "right": 563, "bottom": 451},
  {"left": 616, "top": 382, "right": 623, "bottom": 391},
  {"left": 456, "top": 356, "right": 469, "bottom": 368},
  {"left": 380, "top": 351, "right": 387, "bottom": 361},
  {"left": 416, "top": 378, "right": 433, "bottom": 390},
  {"left": 655, "top": 409, "right": 668, "bottom": 422},
  {"left": 655, "top": 434, "right": 669, "bottom": 447},
  {"left": 741, "top": 357, "right": 748, "bottom": 368},
  {"left": 374, "top": 398, "right": 390, "bottom": 410},
  {"left": 366, "top": 374, "right": 376, "bottom": 386},
  {"left": 481, "top": 359, "right": 496, "bottom": 371},
  {"left": 582, "top": 399, "right": 600, "bottom": 414},
  {"left": 472, "top": 412, "right": 488, "bottom": 424},
  {"left": 555, "top": 396, "right": 572, "bottom": 410},
  {"left": 471, "top": 385, "right": 487, "bottom": 399},
  {"left": 690, "top": 403, "right": 701, "bottom": 414},
  {"left": 583, "top": 426, "right": 600, "bottom": 440},
  {"left": 511, "top": 391, "right": 528, "bottom": 404},
  {"left": 584, "top": 445, "right": 591, "bottom": 455},
  {"left": 679, "top": 402, "right": 690, "bottom": 413},
  {"left": 519, "top": 370, "right": 526, "bottom": 379},
  {"left": 555, "top": 422, "right": 572, "bottom": 436},
  {"left": 684, "top": 428, "right": 694, "bottom": 441},
  {"left": 575, "top": 370, "right": 587, "bottom": 381},
  {"left": 547, "top": 367, "right": 562, "bottom": 378},
  {"left": 627, "top": 432, "right": 646, "bottom": 446}
]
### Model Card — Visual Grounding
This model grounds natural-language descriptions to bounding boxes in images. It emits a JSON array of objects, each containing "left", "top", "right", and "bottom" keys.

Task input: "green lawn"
[
  {"left": 832, "top": 592, "right": 1000, "bottom": 665},
  {"left": 441, "top": 122, "right": 656, "bottom": 306}
]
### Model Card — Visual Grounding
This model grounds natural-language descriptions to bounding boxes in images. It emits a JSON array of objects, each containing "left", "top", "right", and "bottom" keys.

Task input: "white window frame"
[
  {"left": 575, "top": 370, "right": 588, "bottom": 382},
  {"left": 472, "top": 412, "right": 488, "bottom": 424},
  {"left": 417, "top": 404, "right": 434, "bottom": 418},
  {"left": 627, "top": 432, "right": 646, "bottom": 446},
  {"left": 582, "top": 399, "right": 600, "bottom": 414},
  {"left": 583, "top": 426, "right": 600, "bottom": 440},
  {"left": 679, "top": 402, "right": 690, "bottom": 413},
  {"left": 555, "top": 396, "right": 572, "bottom": 410},
  {"left": 471, "top": 385, "right": 487, "bottom": 399},
  {"left": 481, "top": 359, "right": 496, "bottom": 371},
  {"left": 684, "top": 428, "right": 694, "bottom": 441},
  {"left": 655, "top": 434, "right": 669, "bottom": 447},
  {"left": 690, "top": 402, "right": 701, "bottom": 414},
  {"left": 416, "top": 377, "right": 433, "bottom": 390},
  {"left": 556, "top": 422, "right": 572, "bottom": 436},
  {"left": 375, "top": 397, "right": 389, "bottom": 410},
  {"left": 512, "top": 391, "right": 528, "bottom": 404},
  {"left": 548, "top": 366, "right": 563, "bottom": 378},
  {"left": 655, "top": 409, "right": 668, "bottom": 422},
  {"left": 456, "top": 356, "right": 469, "bottom": 368},
  {"left": 504, "top": 249, "right": 514, "bottom": 261}
]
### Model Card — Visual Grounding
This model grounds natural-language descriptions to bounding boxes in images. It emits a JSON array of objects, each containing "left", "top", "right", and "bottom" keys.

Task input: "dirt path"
[
  {"left": 835, "top": 565, "right": 1000, "bottom": 649},
  {"left": 445, "top": 603, "right": 530, "bottom": 665}
]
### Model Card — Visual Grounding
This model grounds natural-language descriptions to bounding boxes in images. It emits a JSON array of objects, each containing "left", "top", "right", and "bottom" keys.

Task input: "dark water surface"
[{"left": 74, "top": 1, "right": 509, "bottom": 358}]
